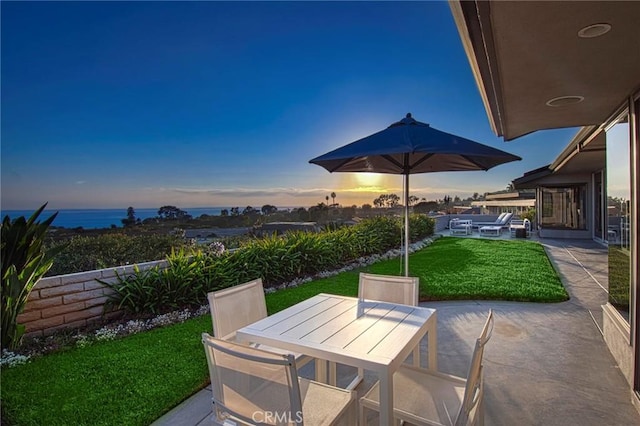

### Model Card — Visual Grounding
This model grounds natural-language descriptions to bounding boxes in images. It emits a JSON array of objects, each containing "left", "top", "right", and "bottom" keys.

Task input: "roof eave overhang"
[
  {"left": 550, "top": 125, "right": 599, "bottom": 171},
  {"left": 512, "top": 166, "right": 553, "bottom": 189},
  {"left": 449, "top": 0, "right": 505, "bottom": 138}
]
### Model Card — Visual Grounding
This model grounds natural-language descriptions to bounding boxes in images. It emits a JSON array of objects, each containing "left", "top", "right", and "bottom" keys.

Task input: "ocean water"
[{"left": 1, "top": 207, "right": 229, "bottom": 229}]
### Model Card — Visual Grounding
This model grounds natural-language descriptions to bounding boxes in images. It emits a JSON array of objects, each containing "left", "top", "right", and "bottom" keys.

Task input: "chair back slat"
[
  {"left": 499, "top": 212, "right": 514, "bottom": 225},
  {"left": 457, "top": 310, "right": 494, "bottom": 426},
  {"left": 358, "top": 273, "right": 419, "bottom": 306},
  {"left": 202, "top": 333, "right": 302, "bottom": 425},
  {"left": 208, "top": 279, "right": 268, "bottom": 339}
]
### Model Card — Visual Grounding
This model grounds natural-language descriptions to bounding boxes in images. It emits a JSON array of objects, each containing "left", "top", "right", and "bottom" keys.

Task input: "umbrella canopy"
[{"left": 309, "top": 113, "right": 521, "bottom": 275}]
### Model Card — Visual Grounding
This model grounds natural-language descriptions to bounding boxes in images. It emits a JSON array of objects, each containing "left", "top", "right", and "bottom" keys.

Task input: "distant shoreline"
[
  {"left": 1, "top": 207, "right": 299, "bottom": 230},
  {"left": 2, "top": 207, "right": 229, "bottom": 229}
]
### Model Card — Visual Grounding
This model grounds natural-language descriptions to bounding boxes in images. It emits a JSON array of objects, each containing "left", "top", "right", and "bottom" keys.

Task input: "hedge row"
[
  {"left": 106, "top": 215, "right": 434, "bottom": 314},
  {"left": 46, "top": 234, "right": 188, "bottom": 276}
]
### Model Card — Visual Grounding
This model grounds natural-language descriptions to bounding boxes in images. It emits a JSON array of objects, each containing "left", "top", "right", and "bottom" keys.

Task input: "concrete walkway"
[{"left": 153, "top": 238, "right": 640, "bottom": 425}]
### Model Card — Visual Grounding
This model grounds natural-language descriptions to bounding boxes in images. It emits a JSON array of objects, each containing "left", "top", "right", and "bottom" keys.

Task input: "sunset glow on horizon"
[{"left": 1, "top": 2, "right": 576, "bottom": 211}]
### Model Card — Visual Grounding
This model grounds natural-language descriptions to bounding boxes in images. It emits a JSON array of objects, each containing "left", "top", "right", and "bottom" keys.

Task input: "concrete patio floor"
[{"left": 153, "top": 237, "right": 640, "bottom": 425}]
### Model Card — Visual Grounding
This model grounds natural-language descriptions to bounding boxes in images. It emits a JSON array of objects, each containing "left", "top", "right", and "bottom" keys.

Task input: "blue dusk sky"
[{"left": 1, "top": 1, "right": 576, "bottom": 211}]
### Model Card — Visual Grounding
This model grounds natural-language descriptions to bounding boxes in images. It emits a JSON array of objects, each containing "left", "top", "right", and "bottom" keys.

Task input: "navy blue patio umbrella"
[{"left": 309, "top": 113, "right": 521, "bottom": 275}]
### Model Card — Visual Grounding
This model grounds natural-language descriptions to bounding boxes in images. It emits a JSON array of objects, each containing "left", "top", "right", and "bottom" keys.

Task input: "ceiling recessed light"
[
  {"left": 546, "top": 96, "right": 585, "bottom": 107},
  {"left": 578, "top": 23, "right": 612, "bottom": 38}
]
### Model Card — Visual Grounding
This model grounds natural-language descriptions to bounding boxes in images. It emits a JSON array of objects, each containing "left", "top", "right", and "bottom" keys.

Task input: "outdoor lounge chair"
[
  {"left": 449, "top": 219, "right": 473, "bottom": 235},
  {"left": 202, "top": 333, "right": 357, "bottom": 426},
  {"left": 360, "top": 309, "right": 494, "bottom": 426},
  {"left": 330, "top": 273, "right": 421, "bottom": 390},
  {"left": 473, "top": 212, "right": 513, "bottom": 229},
  {"left": 207, "top": 279, "right": 312, "bottom": 368}
]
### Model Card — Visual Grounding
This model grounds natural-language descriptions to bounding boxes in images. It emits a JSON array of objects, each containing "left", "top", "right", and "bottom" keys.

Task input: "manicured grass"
[
  {"left": 1, "top": 315, "right": 212, "bottom": 426},
  {"left": 412, "top": 237, "right": 567, "bottom": 302},
  {"left": 1, "top": 237, "right": 566, "bottom": 425},
  {"left": 268, "top": 237, "right": 567, "bottom": 308}
]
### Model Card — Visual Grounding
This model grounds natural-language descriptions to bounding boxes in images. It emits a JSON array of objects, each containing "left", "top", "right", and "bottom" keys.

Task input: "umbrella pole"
[{"left": 404, "top": 173, "right": 409, "bottom": 276}]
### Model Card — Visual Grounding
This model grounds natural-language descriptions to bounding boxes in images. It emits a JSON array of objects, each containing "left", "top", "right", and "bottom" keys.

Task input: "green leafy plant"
[
  {"left": 102, "top": 250, "right": 207, "bottom": 315},
  {"left": 47, "top": 233, "right": 188, "bottom": 276},
  {"left": 103, "top": 215, "right": 435, "bottom": 315},
  {"left": 1, "top": 204, "right": 65, "bottom": 349},
  {"left": 103, "top": 265, "right": 163, "bottom": 314},
  {"left": 520, "top": 208, "right": 536, "bottom": 223}
]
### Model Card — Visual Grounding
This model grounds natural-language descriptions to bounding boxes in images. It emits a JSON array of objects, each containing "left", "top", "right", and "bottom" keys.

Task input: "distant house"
[
  {"left": 451, "top": 205, "right": 480, "bottom": 215},
  {"left": 253, "top": 222, "right": 320, "bottom": 237},
  {"left": 511, "top": 129, "right": 606, "bottom": 240},
  {"left": 470, "top": 191, "right": 535, "bottom": 216}
]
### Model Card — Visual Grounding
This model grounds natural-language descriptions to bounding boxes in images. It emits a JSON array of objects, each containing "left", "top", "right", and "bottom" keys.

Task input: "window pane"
[
  {"left": 540, "top": 185, "right": 587, "bottom": 230},
  {"left": 606, "top": 117, "right": 631, "bottom": 323}
]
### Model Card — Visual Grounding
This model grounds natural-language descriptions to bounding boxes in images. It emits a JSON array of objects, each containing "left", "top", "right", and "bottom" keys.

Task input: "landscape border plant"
[
  {"left": 1, "top": 204, "right": 65, "bottom": 349},
  {"left": 106, "top": 215, "right": 434, "bottom": 315},
  {"left": 47, "top": 233, "right": 189, "bottom": 276}
]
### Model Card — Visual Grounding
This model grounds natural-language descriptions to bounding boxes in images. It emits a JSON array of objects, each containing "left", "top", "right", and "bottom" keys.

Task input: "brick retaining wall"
[{"left": 19, "top": 260, "right": 168, "bottom": 337}]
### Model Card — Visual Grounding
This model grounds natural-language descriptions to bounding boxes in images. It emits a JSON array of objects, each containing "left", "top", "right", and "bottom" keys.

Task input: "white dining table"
[{"left": 235, "top": 293, "right": 438, "bottom": 426}]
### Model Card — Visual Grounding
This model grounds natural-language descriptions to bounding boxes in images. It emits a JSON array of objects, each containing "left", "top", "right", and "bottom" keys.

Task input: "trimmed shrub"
[
  {"left": 47, "top": 233, "right": 189, "bottom": 276},
  {"left": 104, "top": 215, "right": 435, "bottom": 315}
]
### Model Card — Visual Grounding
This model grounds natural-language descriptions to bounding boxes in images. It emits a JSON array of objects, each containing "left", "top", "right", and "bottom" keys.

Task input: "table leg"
[
  {"left": 412, "top": 345, "right": 421, "bottom": 368},
  {"left": 378, "top": 369, "right": 394, "bottom": 425},
  {"left": 328, "top": 361, "right": 337, "bottom": 386},
  {"left": 428, "top": 314, "right": 438, "bottom": 371},
  {"left": 315, "top": 359, "right": 328, "bottom": 383}
]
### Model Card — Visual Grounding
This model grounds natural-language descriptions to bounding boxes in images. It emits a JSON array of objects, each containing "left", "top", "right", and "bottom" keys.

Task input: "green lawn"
[
  {"left": 267, "top": 237, "right": 567, "bottom": 311},
  {"left": 1, "top": 237, "right": 566, "bottom": 425}
]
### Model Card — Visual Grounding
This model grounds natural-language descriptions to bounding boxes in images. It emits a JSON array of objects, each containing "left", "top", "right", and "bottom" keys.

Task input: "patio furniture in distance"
[
  {"left": 449, "top": 219, "right": 473, "bottom": 235},
  {"left": 207, "top": 279, "right": 312, "bottom": 368},
  {"left": 235, "top": 293, "right": 438, "bottom": 425},
  {"left": 509, "top": 218, "right": 531, "bottom": 238},
  {"left": 473, "top": 212, "right": 514, "bottom": 229},
  {"left": 360, "top": 310, "right": 494, "bottom": 426},
  {"left": 479, "top": 225, "right": 502, "bottom": 237},
  {"left": 201, "top": 334, "right": 357, "bottom": 425}
]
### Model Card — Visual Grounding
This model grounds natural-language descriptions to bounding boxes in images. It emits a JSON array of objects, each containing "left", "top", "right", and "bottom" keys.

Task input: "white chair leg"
[
  {"left": 478, "top": 395, "right": 485, "bottom": 426},
  {"left": 345, "top": 367, "right": 364, "bottom": 390},
  {"left": 412, "top": 345, "right": 420, "bottom": 368},
  {"left": 330, "top": 363, "right": 363, "bottom": 390},
  {"left": 360, "top": 403, "right": 367, "bottom": 426},
  {"left": 350, "top": 398, "right": 358, "bottom": 426}
]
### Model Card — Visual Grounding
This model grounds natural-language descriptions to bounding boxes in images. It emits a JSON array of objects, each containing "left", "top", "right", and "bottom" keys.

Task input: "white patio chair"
[
  {"left": 360, "top": 309, "right": 494, "bottom": 426},
  {"left": 202, "top": 333, "right": 357, "bottom": 426},
  {"left": 449, "top": 219, "right": 472, "bottom": 235},
  {"left": 207, "top": 279, "right": 312, "bottom": 368},
  {"left": 509, "top": 218, "right": 531, "bottom": 238},
  {"left": 330, "top": 273, "right": 420, "bottom": 390},
  {"left": 358, "top": 272, "right": 419, "bottom": 306}
]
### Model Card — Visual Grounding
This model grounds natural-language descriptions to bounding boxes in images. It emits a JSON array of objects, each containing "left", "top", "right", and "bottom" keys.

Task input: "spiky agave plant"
[{"left": 1, "top": 203, "right": 64, "bottom": 349}]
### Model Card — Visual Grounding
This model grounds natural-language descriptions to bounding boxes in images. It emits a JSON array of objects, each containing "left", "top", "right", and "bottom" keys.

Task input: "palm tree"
[
  {"left": 330, "top": 192, "right": 336, "bottom": 206},
  {"left": 325, "top": 195, "right": 329, "bottom": 205}
]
